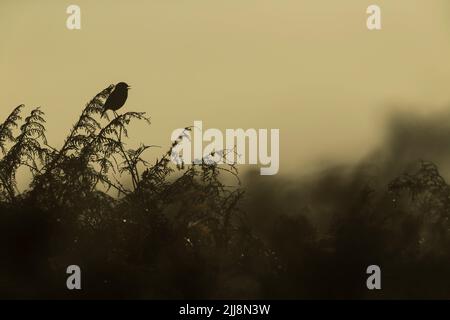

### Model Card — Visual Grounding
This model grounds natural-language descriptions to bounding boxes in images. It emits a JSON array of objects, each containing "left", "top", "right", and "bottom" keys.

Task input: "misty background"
[
  {"left": 3, "top": 0, "right": 450, "bottom": 299},
  {"left": 2, "top": 0, "right": 450, "bottom": 178}
]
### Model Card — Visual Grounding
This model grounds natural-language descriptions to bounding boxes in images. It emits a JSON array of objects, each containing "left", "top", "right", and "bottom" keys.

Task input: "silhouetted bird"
[{"left": 101, "top": 82, "right": 131, "bottom": 118}]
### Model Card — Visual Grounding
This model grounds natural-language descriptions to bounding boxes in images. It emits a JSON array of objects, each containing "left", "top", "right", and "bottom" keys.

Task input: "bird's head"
[{"left": 116, "top": 82, "right": 131, "bottom": 91}]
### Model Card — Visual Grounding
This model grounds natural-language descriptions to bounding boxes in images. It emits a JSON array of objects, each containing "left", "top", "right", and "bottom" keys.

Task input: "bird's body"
[{"left": 102, "top": 82, "right": 130, "bottom": 118}]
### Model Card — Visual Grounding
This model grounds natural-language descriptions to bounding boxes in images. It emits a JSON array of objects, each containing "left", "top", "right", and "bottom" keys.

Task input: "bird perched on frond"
[{"left": 101, "top": 82, "right": 131, "bottom": 118}]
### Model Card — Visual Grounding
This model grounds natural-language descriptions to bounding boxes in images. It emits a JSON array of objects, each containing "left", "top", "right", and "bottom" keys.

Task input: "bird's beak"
[{"left": 128, "top": 86, "right": 132, "bottom": 89}]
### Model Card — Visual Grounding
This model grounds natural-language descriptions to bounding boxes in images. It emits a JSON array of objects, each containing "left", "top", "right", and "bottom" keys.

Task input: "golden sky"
[{"left": 2, "top": 0, "right": 450, "bottom": 175}]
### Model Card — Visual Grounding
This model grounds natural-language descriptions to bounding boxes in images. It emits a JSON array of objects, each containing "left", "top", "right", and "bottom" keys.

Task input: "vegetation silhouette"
[
  {"left": 2, "top": 86, "right": 450, "bottom": 299},
  {"left": 0, "top": 85, "right": 272, "bottom": 299}
]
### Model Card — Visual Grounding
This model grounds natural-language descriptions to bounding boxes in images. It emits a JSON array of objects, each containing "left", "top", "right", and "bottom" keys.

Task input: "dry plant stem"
[{"left": 115, "top": 118, "right": 138, "bottom": 190}]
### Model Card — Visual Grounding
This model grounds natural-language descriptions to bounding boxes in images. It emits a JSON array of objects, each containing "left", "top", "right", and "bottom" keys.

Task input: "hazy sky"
[{"left": 2, "top": 0, "right": 450, "bottom": 175}]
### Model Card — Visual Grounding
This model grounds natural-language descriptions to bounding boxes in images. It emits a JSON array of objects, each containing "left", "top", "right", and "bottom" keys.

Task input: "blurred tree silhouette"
[
  {"left": 2, "top": 85, "right": 450, "bottom": 299},
  {"left": 0, "top": 85, "right": 274, "bottom": 299}
]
